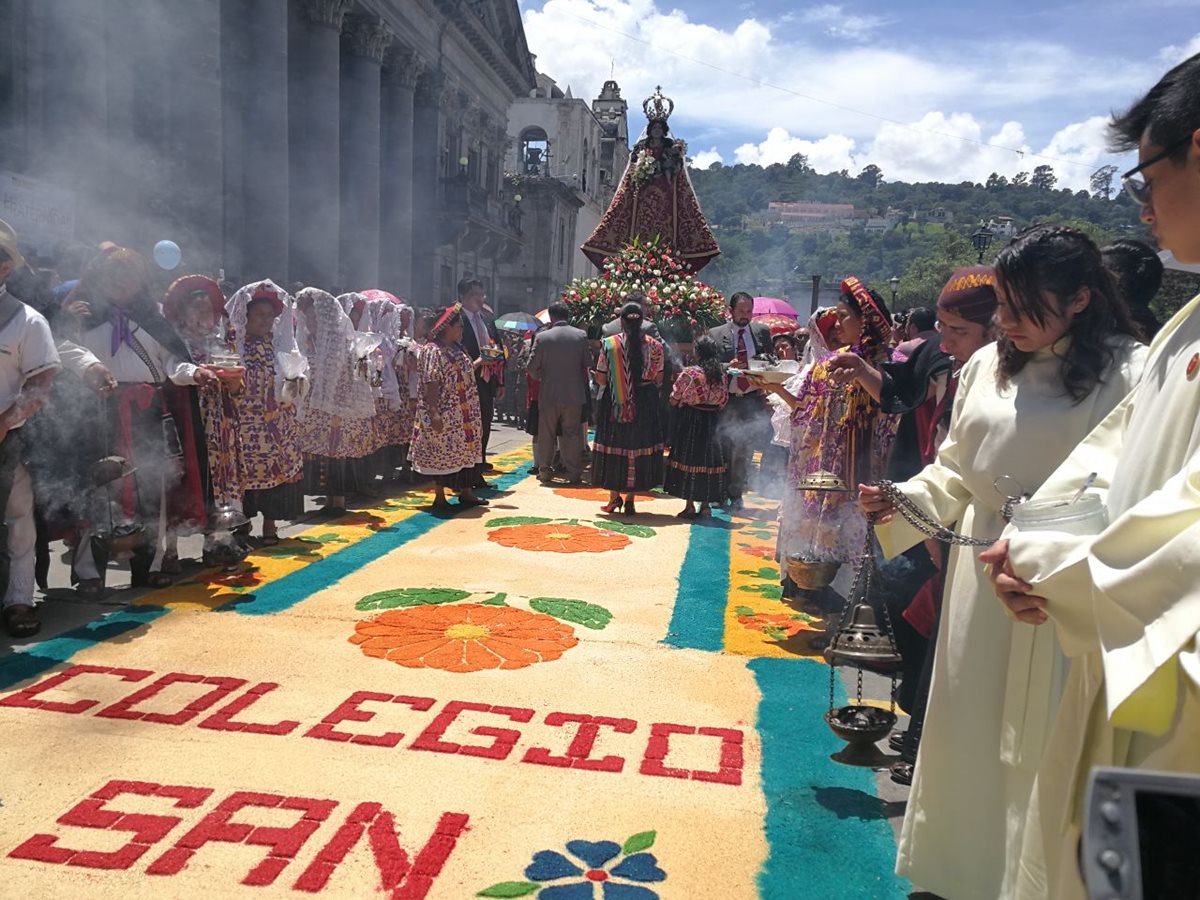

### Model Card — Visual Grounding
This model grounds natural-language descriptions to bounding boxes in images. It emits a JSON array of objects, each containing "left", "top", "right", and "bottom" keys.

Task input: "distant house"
[
  {"left": 765, "top": 200, "right": 857, "bottom": 231},
  {"left": 927, "top": 206, "right": 955, "bottom": 225},
  {"left": 987, "top": 215, "right": 1017, "bottom": 238},
  {"left": 864, "top": 216, "right": 890, "bottom": 234}
]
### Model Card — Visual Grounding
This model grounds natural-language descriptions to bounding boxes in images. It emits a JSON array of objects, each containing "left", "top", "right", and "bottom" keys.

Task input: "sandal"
[
  {"left": 146, "top": 572, "right": 174, "bottom": 589},
  {"left": 161, "top": 552, "right": 183, "bottom": 574},
  {"left": 887, "top": 731, "right": 906, "bottom": 753},
  {"left": 260, "top": 534, "right": 280, "bottom": 546},
  {"left": 889, "top": 761, "right": 915, "bottom": 785},
  {"left": 3, "top": 604, "right": 41, "bottom": 638},
  {"left": 458, "top": 494, "right": 489, "bottom": 507}
]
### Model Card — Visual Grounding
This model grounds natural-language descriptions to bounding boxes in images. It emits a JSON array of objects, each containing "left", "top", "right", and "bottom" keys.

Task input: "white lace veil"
[
  {"left": 295, "top": 288, "right": 377, "bottom": 420},
  {"left": 225, "top": 279, "right": 308, "bottom": 401}
]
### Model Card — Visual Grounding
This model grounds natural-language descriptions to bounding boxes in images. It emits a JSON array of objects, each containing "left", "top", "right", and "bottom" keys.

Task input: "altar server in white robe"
[
  {"left": 984, "top": 51, "right": 1200, "bottom": 900},
  {"left": 860, "top": 226, "right": 1147, "bottom": 900}
]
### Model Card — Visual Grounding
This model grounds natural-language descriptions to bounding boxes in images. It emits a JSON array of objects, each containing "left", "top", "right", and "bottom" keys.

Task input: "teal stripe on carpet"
[
  {"left": 750, "top": 656, "right": 910, "bottom": 900},
  {"left": 229, "top": 465, "right": 531, "bottom": 616},
  {"left": 0, "top": 605, "right": 170, "bottom": 690},
  {"left": 661, "top": 511, "right": 731, "bottom": 651}
]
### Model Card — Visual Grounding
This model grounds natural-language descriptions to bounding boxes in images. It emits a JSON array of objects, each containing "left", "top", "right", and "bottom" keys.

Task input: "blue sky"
[{"left": 518, "top": 0, "right": 1200, "bottom": 189}]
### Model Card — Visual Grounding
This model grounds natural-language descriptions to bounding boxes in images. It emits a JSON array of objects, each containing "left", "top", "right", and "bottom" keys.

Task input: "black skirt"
[
  {"left": 590, "top": 382, "right": 664, "bottom": 492},
  {"left": 244, "top": 480, "right": 304, "bottom": 521},
  {"left": 664, "top": 404, "right": 727, "bottom": 503}
]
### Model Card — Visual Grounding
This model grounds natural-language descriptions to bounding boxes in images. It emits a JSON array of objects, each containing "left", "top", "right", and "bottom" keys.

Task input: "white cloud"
[
  {"left": 795, "top": 4, "right": 891, "bottom": 40},
  {"left": 1159, "top": 32, "right": 1200, "bottom": 64},
  {"left": 690, "top": 148, "right": 725, "bottom": 169},
  {"left": 733, "top": 128, "right": 857, "bottom": 172}
]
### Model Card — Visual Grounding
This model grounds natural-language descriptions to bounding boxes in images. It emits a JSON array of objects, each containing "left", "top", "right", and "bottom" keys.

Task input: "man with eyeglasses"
[{"left": 980, "top": 52, "right": 1200, "bottom": 900}]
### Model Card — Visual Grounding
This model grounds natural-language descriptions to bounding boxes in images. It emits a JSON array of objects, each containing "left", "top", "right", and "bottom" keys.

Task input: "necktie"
[
  {"left": 735, "top": 327, "right": 750, "bottom": 392},
  {"left": 472, "top": 312, "right": 493, "bottom": 382},
  {"left": 110, "top": 308, "right": 138, "bottom": 357}
]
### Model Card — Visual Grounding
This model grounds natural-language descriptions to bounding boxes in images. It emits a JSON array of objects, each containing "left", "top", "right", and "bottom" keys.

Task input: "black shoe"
[{"left": 472, "top": 477, "right": 489, "bottom": 489}]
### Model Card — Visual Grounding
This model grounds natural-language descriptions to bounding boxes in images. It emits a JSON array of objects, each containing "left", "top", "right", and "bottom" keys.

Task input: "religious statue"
[{"left": 582, "top": 87, "right": 720, "bottom": 272}]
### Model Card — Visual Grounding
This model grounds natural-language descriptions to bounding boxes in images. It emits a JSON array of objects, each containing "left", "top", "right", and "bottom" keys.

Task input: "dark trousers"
[
  {"left": 900, "top": 571, "right": 946, "bottom": 765},
  {"left": 0, "top": 431, "right": 22, "bottom": 594},
  {"left": 477, "top": 379, "right": 495, "bottom": 466}
]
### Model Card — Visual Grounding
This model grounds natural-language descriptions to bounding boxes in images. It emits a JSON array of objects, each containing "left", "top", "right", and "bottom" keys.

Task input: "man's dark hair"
[
  {"left": 547, "top": 302, "right": 571, "bottom": 321},
  {"left": 457, "top": 277, "right": 484, "bottom": 298},
  {"left": 1110, "top": 52, "right": 1200, "bottom": 159},
  {"left": 729, "top": 290, "right": 754, "bottom": 311},
  {"left": 1101, "top": 239, "right": 1164, "bottom": 310},
  {"left": 907, "top": 306, "right": 936, "bottom": 332}
]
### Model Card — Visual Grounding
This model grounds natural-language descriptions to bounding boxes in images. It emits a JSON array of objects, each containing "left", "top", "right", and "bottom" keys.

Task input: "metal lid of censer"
[
  {"left": 823, "top": 602, "right": 903, "bottom": 673},
  {"left": 795, "top": 469, "right": 850, "bottom": 492},
  {"left": 90, "top": 455, "right": 137, "bottom": 487}
]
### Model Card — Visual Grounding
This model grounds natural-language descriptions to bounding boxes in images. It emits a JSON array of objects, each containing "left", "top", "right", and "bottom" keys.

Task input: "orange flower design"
[
  {"left": 350, "top": 603, "right": 578, "bottom": 672},
  {"left": 488, "top": 523, "right": 631, "bottom": 553},
  {"left": 737, "top": 612, "right": 822, "bottom": 638},
  {"left": 551, "top": 486, "right": 612, "bottom": 502}
]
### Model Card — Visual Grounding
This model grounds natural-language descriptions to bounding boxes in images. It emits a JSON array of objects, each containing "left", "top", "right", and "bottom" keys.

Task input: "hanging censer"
[
  {"left": 90, "top": 396, "right": 147, "bottom": 559},
  {"left": 785, "top": 378, "right": 855, "bottom": 591},
  {"left": 823, "top": 476, "right": 1029, "bottom": 751},
  {"left": 823, "top": 518, "right": 903, "bottom": 753}
]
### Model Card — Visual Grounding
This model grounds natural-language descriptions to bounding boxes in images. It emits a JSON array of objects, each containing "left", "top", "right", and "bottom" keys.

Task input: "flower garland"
[{"left": 561, "top": 238, "right": 726, "bottom": 339}]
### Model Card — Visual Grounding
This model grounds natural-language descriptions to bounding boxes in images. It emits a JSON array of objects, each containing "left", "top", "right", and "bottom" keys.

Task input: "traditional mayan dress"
[
  {"left": 777, "top": 349, "right": 899, "bottom": 568},
  {"left": 877, "top": 338, "right": 1146, "bottom": 900},
  {"left": 591, "top": 332, "right": 666, "bottom": 492},
  {"left": 408, "top": 343, "right": 482, "bottom": 479},
  {"left": 297, "top": 290, "right": 377, "bottom": 496},
  {"left": 582, "top": 137, "right": 719, "bottom": 272},
  {"left": 1004, "top": 299, "right": 1200, "bottom": 900},
  {"left": 664, "top": 365, "right": 728, "bottom": 502},
  {"left": 238, "top": 335, "right": 304, "bottom": 521},
  {"left": 180, "top": 337, "right": 243, "bottom": 511}
]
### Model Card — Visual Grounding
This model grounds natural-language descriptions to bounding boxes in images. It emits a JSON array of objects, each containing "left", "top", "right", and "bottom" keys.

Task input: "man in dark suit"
[
  {"left": 527, "top": 302, "right": 589, "bottom": 484},
  {"left": 456, "top": 277, "right": 504, "bottom": 485},
  {"left": 706, "top": 291, "right": 773, "bottom": 509}
]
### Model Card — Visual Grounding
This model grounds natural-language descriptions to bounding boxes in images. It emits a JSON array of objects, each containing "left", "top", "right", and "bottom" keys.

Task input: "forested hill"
[{"left": 686, "top": 157, "right": 1154, "bottom": 310}]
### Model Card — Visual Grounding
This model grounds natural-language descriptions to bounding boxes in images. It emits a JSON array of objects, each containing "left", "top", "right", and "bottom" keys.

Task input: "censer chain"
[{"left": 875, "top": 480, "right": 998, "bottom": 547}]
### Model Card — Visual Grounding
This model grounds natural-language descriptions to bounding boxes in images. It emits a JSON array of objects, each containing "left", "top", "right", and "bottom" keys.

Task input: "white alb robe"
[
  {"left": 1006, "top": 293, "right": 1200, "bottom": 900},
  {"left": 877, "top": 337, "right": 1146, "bottom": 900}
]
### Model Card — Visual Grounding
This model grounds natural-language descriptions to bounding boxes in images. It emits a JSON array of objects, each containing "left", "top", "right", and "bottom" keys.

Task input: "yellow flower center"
[
  {"left": 545, "top": 531, "right": 573, "bottom": 540},
  {"left": 444, "top": 623, "right": 489, "bottom": 640}
]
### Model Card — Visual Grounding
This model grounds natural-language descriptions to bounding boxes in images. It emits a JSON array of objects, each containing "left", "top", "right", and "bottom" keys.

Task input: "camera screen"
[{"left": 1135, "top": 790, "right": 1200, "bottom": 899}]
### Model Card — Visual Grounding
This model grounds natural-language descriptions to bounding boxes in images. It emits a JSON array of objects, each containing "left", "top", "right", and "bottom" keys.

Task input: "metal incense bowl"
[
  {"left": 785, "top": 556, "right": 841, "bottom": 590},
  {"left": 825, "top": 704, "right": 897, "bottom": 747}
]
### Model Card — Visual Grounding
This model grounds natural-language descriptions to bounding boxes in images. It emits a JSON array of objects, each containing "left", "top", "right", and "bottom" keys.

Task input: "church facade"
[{"left": 0, "top": 0, "right": 535, "bottom": 305}]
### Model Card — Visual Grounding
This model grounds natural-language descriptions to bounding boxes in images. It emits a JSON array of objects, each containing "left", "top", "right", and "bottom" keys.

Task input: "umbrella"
[
  {"left": 495, "top": 311, "right": 541, "bottom": 332},
  {"left": 360, "top": 289, "right": 402, "bottom": 305},
  {"left": 533, "top": 307, "right": 552, "bottom": 324},
  {"left": 753, "top": 296, "right": 799, "bottom": 318},
  {"left": 753, "top": 313, "right": 801, "bottom": 336}
]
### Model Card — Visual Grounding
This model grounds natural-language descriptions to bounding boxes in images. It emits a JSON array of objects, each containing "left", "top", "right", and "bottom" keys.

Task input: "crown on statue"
[{"left": 642, "top": 86, "right": 674, "bottom": 123}]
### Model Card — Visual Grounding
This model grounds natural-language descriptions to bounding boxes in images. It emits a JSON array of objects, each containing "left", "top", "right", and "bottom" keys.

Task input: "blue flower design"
[{"left": 518, "top": 837, "right": 667, "bottom": 900}]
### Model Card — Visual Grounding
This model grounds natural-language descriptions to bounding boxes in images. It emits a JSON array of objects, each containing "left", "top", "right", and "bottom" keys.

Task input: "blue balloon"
[{"left": 153, "top": 239, "right": 182, "bottom": 270}]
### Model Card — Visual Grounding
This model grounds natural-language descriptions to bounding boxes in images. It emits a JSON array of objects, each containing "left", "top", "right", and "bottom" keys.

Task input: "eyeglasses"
[{"left": 1122, "top": 133, "right": 1195, "bottom": 206}]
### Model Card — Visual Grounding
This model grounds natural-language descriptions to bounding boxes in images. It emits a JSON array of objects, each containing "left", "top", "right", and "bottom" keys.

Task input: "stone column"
[
  {"left": 240, "top": 0, "right": 291, "bottom": 282},
  {"left": 337, "top": 14, "right": 390, "bottom": 290},
  {"left": 287, "top": 0, "right": 351, "bottom": 289},
  {"left": 379, "top": 46, "right": 422, "bottom": 298},
  {"left": 410, "top": 71, "right": 444, "bottom": 305}
]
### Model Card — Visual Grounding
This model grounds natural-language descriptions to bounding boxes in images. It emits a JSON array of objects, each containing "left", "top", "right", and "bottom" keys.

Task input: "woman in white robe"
[{"left": 860, "top": 226, "right": 1148, "bottom": 900}]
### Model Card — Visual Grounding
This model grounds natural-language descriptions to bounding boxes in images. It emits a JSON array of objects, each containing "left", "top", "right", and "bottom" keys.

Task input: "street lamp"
[
  {"left": 889, "top": 275, "right": 900, "bottom": 308},
  {"left": 971, "top": 223, "right": 996, "bottom": 264}
]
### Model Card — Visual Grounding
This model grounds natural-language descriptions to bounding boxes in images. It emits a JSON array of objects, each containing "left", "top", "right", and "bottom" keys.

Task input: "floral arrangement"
[
  {"left": 630, "top": 150, "right": 660, "bottom": 185},
  {"left": 561, "top": 238, "right": 727, "bottom": 340}
]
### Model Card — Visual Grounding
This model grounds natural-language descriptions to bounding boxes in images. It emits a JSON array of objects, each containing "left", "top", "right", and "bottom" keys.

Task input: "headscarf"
[
  {"left": 226, "top": 279, "right": 307, "bottom": 400},
  {"left": 936, "top": 266, "right": 998, "bottom": 326},
  {"left": 429, "top": 303, "right": 463, "bottom": 340},
  {"left": 839, "top": 276, "right": 892, "bottom": 359},
  {"left": 370, "top": 297, "right": 406, "bottom": 410},
  {"left": 163, "top": 275, "right": 225, "bottom": 328},
  {"left": 294, "top": 287, "right": 377, "bottom": 420}
]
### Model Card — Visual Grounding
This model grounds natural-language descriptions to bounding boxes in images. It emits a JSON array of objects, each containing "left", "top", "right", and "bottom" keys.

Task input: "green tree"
[
  {"left": 1012, "top": 171, "right": 1030, "bottom": 187},
  {"left": 1090, "top": 165, "right": 1118, "bottom": 200},
  {"left": 985, "top": 172, "right": 1008, "bottom": 191},
  {"left": 1031, "top": 165, "right": 1058, "bottom": 191},
  {"left": 857, "top": 164, "right": 884, "bottom": 189}
]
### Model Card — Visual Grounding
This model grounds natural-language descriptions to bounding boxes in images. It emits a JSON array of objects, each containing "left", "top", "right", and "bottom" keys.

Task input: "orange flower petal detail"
[
  {"left": 350, "top": 603, "right": 578, "bottom": 672},
  {"left": 487, "top": 523, "right": 630, "bottom": 554}
]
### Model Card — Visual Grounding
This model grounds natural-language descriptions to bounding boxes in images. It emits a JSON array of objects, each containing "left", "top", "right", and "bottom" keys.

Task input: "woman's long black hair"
[
  {"left": 994, "top": 225, "right": 1140, "bottom": 403},
  {"left": 694, "top": 334, "right": 723, "bottom": 385},
  {"left": 620, "top": 297, "right": 645, "bottom": 380}
]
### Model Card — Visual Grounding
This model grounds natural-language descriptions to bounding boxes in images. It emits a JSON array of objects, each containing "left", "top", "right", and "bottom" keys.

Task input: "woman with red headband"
[{"left": 408, "top": 304, "right": 486, "bottom": 509}]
